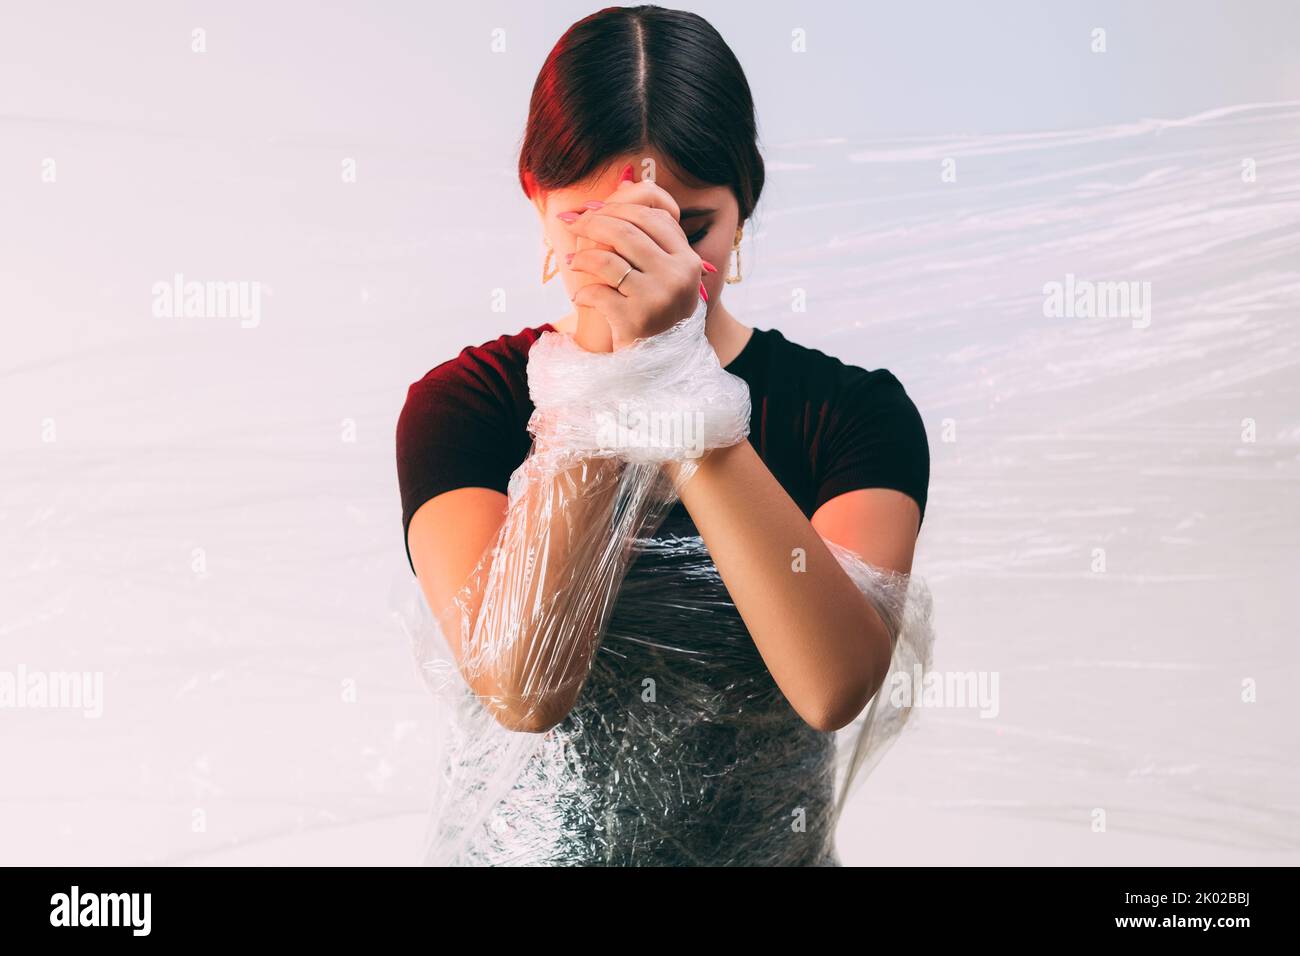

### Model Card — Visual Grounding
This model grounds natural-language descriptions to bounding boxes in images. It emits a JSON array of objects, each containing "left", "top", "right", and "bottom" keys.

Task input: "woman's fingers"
[
  {"left": 571, "top": 280, "right": 631, "bottom": 319},
  {"left": 560, "top": 211, "right": 666, "bottom": 270},
  {"left": 605, "top": 174, "right": 682, "bottom": 222},
  {"left": 568, "top": 248, "right": 638, "bottom": 295},
  {"left": 582, "top": 202, "right": 694, "bottom": 256},
  {"left": 562, "top": 201, "right": 703, "bottom": 320}
]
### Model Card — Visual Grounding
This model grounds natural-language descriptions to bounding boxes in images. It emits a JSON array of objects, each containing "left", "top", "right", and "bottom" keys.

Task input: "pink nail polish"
[
  {"left": 700, "top": 260, "right": 718, "bottom": 274},
  {"left": 619, "top": 163, "right": 635, "bottom": 183},
  {"left": 584, "top": 200, "right": 604, "bottom": 209},
  {"left": 699, "top": 282, "right": 709, "bottom": 302},
  {"left": 556, "top": 211, "right": 579, "bottom": 223}
]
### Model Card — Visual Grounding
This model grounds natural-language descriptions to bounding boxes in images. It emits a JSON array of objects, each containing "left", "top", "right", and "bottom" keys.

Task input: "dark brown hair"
[{"left": 518, "top": 5, "right": 765, "bottom": 220}]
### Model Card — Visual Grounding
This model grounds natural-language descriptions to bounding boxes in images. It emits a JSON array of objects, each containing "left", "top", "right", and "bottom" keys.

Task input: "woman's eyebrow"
[{"left": 679, "top": 207, "right": 715, "bottom": 218}]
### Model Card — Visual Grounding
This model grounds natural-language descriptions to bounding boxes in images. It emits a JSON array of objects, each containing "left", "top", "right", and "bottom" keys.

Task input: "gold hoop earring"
[
  {"left": 542, "top": 238, "right": 558, "bottom": 284},
  {"left": 725, "top": 226, "right": 743, "bottom": 284}
]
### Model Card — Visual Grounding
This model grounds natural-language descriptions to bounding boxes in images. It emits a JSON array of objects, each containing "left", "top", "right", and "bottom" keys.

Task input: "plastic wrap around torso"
[{"left": 430, "top": 505, "right": 842, "bottom": 867}]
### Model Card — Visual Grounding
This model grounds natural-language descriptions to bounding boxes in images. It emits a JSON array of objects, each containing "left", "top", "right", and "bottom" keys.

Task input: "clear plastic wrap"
[{"left": 392, "top": 300, "right": 936, "bottom": 866}]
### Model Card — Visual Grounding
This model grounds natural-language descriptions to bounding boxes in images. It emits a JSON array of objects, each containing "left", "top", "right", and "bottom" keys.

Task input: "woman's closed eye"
[{"left": 678, "top": 207, "right": 716, "bottom": 246}]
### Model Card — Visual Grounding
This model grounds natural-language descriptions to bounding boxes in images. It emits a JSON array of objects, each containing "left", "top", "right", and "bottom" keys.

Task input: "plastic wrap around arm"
[
  {"left": 409, "top": 298, "right": 749, "bottom": 728},
  {"left": 821, "top": 537, "right": 936, "bottom": 820},
  {"left": 392, "top": 301, "right": 936, "bottom": 865}
]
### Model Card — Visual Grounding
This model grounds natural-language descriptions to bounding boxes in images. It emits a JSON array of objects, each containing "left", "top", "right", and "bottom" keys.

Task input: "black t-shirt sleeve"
[
  {"left": 395, "top": 354, "right": 530, "bottom": 574},
  {"left": 812, "top": 370, "right": 930, "bottom": 528}
]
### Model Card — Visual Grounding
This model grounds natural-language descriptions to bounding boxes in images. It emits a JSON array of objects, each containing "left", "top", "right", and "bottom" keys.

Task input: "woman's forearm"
[
  {"left": 674, "top": 440, "right": 894, "bottom": 732},
  {"left": 446, "top": 454, "right": 630, "bottom": 732}
]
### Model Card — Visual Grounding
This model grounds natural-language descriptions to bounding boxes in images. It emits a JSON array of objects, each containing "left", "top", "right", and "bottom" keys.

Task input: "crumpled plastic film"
[
  {"left": 391, "top": 300, "right": 936, "bottom": 865},
  {"left": 519, "top": 298, "right": 752, "bottom": 472}
]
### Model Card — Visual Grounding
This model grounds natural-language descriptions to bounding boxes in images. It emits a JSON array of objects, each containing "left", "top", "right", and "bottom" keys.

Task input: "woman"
[{"left": 396, "top": 5, "right": 932, "bottom": 866}]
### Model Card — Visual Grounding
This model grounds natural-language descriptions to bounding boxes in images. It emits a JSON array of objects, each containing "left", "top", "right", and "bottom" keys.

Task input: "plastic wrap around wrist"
[{"left": 523, "top": 298, "right": 751, "bottom": 469}]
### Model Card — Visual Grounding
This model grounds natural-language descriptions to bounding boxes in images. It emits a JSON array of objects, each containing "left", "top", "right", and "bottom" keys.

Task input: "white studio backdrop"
[{"left": 1, "top": 0, "right": 1297, "bottom": 864}]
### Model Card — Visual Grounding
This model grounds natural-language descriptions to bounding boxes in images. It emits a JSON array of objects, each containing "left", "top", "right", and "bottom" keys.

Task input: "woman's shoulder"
[
  {"left": 395, "top": 324, "right": 555, "bottom": 570},
  {"left": 402, "top": 323, "right": 554, "bottom": 410},
  {"left": 757, "top": 327, "right": 929, "bottom": 521},
  {"left": 396, "top": 323, "right": 554, "bottom": 478},
  {"left": 756, "top": 326, "right": 919, "bottom": 410}
]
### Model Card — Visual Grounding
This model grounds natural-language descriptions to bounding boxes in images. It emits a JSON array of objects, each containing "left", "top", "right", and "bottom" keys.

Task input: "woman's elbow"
[
  {"left": 801, "top": 695, "right": 862, "bottom": 734},
  {"left": 802, "top": 650, "right": 892, "bottom": 732},
  {"left": 478, "top": 686, "right": 578, "bottom": 735},
  {"left": 494, "top": 705, "right": 569, "bottom": 734}
]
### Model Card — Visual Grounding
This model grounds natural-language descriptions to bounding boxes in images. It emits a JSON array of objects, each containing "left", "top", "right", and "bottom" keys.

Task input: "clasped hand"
[{"left": 558, "top": 164, "right": 715, "bottom": 352}]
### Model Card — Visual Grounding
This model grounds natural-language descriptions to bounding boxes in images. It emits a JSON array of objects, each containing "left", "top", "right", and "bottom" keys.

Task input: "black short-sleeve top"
[{"left": 396, "top": 323, "right": 929, "bottom": 573}]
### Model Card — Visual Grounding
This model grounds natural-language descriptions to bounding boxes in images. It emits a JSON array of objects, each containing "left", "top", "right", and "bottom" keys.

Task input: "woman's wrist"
[{"left": 525, "top": 297, "right": 749, "bottom": 467}]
